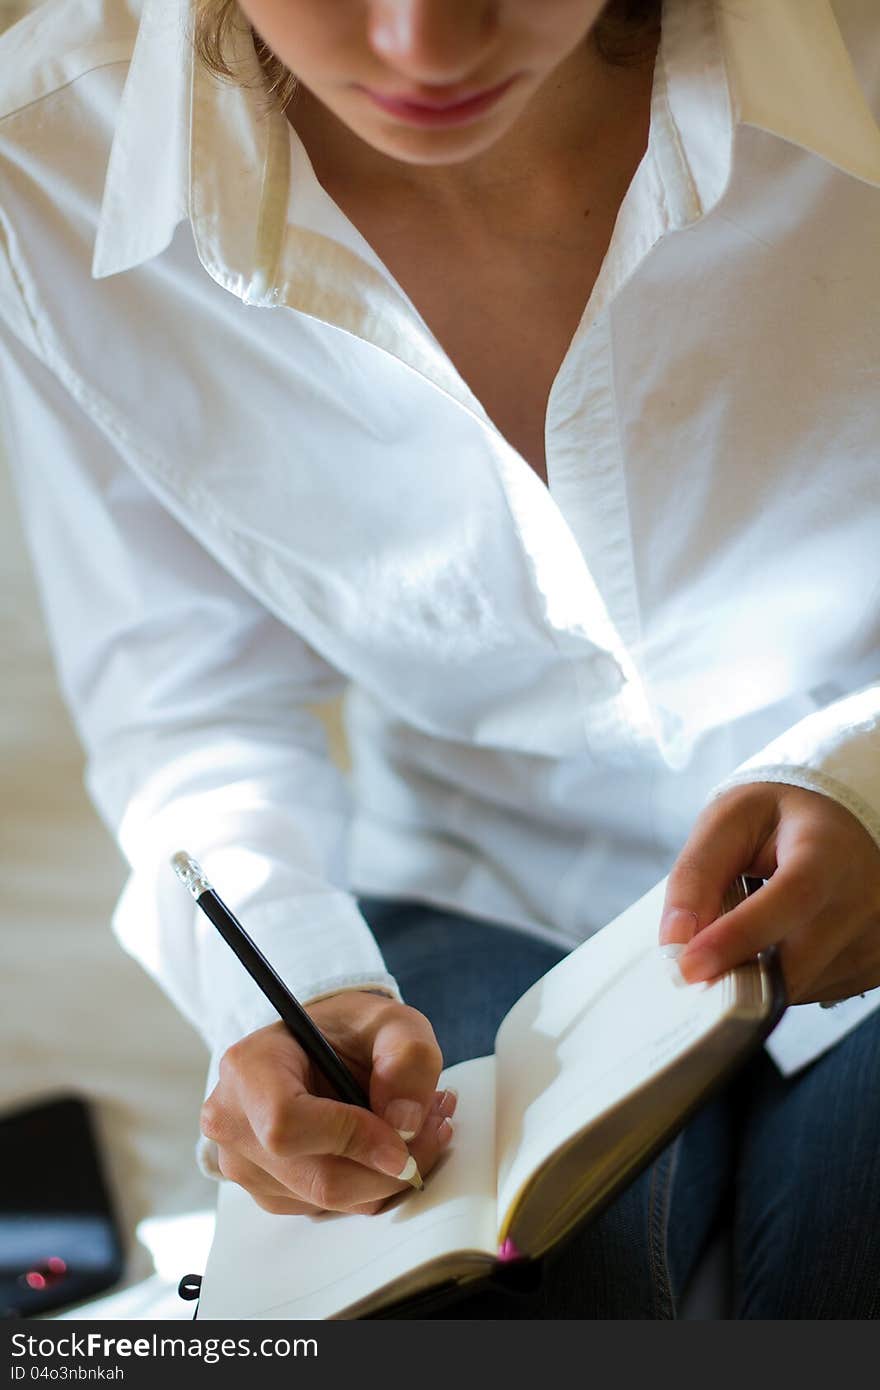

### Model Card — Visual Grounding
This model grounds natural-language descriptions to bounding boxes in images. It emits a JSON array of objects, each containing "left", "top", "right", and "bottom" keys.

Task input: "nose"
[{"left": 367, "top": 1, "right": 500, "bottom": 85}]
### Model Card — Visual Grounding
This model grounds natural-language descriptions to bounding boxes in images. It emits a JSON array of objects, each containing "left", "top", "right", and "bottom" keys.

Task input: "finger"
[
  {"left": 677, "top": 849, "right": 832, "bottom": 984},
  {"left": 215, "top": 1147, "right": 318, "bottom": 1216},
  {"left": 406, "top": 1104, "right": 455, "bottom": 1176},
  {"left": 248, "top": 1081, "right": 456, "bottom": 1191},
  {"left": 366, "top": 1003, "right": 444, "bottom": 1142},
  {"left": 202, "top": 1029, "right": 315, "bottom": 1152},
  {"left": 263, "top": 1106, "right": 456, "bottom": 1213},
  {"left": 426, "top": 1087, "right": 458, "bottom": 1125},
  {"left": 659, "top": 788, "right": 778, "bottom": 947},
  {"left": 362, "top": 1105, "right": 458, "bottom": 1214},
  {"left": 247, "top": 1088, "right": 417, "bottom": 1183},
  {"left": 218, "top": 1092, "right": 458, "bottom": 1218},
  {"left": 351, "top": 1107, "right": 459, "bottom": 1216}
]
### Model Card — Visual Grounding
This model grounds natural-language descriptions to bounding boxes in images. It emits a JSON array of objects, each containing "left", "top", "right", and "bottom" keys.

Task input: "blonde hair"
[{"left": 192, "top": 0, "right": 663, "bottom": 117}]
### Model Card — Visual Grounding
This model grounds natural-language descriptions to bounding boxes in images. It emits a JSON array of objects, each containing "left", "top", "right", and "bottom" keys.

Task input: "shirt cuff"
[
  {"left": 195, "top": 885, "right": 402, "bottom": 1044},
  {"left": 708, "top": 682, "right": 880, "bottom": 852}
]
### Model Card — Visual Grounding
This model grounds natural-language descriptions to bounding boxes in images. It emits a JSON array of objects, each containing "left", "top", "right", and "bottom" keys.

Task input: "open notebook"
[{"left": 196, "top": 879, "right": 785, "bottom": 1319}]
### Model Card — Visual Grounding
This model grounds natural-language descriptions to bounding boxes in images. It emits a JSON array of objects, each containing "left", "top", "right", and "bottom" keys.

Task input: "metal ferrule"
[{"left": 170, "top": 851, "right": 211, "bottom": 899}]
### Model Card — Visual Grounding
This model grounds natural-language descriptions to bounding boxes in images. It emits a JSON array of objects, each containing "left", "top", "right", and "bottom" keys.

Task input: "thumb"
[
  {"left": 368, "top": 1003, "right": 443, "bottom": 1142},
  {"left": 659, "top": 787, "right": 771, "bottom": 949}
]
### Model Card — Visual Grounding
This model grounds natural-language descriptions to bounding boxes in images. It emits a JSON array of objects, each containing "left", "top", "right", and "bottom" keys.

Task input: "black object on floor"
[{"left": 0, "top": 1093, "right": 124, "bottom": 1317}]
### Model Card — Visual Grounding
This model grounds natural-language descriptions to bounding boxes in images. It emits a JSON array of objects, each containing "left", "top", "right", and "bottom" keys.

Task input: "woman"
[{"left": 1, "top": 0, "right": 879, "bottom": 1316}]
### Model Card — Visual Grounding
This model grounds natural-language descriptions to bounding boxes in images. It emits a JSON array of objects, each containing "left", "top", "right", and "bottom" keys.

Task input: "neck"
[{"left": 287, "top": 32, "right": 660, "bottom": 218}]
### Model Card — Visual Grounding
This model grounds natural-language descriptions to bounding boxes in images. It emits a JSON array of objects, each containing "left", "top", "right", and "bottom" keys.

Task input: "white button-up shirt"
[{"left": 2, "top": 0, "right": 880, "bottom": 1178}]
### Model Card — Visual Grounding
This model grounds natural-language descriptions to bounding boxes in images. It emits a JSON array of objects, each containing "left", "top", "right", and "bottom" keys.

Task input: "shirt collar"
[
  {"left": 718, "top": 0, "right": 880, "bottom": 190},
  {"left": 92, "top": 0, "right": 880, "bottom": 285},
  {"left": 91, "top": 0, "right": 192, "bottom": 281}
]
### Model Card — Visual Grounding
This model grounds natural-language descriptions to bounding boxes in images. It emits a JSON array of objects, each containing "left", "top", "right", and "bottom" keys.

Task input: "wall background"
[
  {"left": 0, "top": 0, "right": 217, "bottom": 1307},
  {"left": 0, "top": 0, "right": 33, "bottom": 26}
]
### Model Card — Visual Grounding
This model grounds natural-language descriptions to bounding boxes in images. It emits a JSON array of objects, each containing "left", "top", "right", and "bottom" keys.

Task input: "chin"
[{"left": 359, "top": 121, "right": 512, "bottom": 168}]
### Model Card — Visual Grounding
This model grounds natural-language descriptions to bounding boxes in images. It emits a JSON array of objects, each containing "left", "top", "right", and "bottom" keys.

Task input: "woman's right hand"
[{"left": 199, "top": 991, "right": 457, "bottom": 1216}]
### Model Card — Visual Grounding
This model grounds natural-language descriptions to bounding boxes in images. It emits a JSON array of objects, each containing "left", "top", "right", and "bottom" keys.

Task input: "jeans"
[{"left": 358, "top": 895, "right": 880, "bottom": 1319}]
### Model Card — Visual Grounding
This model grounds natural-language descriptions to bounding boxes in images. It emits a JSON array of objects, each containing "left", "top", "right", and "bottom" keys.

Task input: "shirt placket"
[
  {"left": 544, "top": 311, "right": 653, "bottom": 759},
  {"left": 538, "top": 17, "right": 718, "bottom": 769}
]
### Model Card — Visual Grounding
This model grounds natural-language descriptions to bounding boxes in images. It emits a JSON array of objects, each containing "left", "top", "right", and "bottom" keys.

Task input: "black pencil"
[{"left": 170, "top": 850, "right": 422, "bottom": 1188}]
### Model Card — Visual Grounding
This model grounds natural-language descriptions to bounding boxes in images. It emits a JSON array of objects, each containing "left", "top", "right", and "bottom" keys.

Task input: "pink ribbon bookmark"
[{"left": 497, "top": 1238, "right": 522, "bottom": 1263}]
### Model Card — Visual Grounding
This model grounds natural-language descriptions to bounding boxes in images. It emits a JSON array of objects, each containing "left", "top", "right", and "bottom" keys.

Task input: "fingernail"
[
  {"left": 436, "top": 1117, "right": 454, "bottom": 1147},
  {"left": 397, "top": 1155, "right": 424, "bottom": 1191},
  {"left": 662, "top": 955, "right": 689, "bottom": 989},
  {"left": 659, "top": 943, "right": 686, "bottom": 960},
  {"left": 659, "top": 908, "right": 699, "bottom": 947},
  {"left": 431, "top": 1088, "right": 458, "bottom": 1118},
  {"left": 373, "top": 1147, "right": 425, "bottom": 1190},
  {"left": 680, "top": 946, "right": 721, "bottom": 983},
  {"left": 383, "top": 1098, "right": 423, "bottom": 1141},
  {"left": 373, "top": 1144, "right": 414, "bottom": 1179}
]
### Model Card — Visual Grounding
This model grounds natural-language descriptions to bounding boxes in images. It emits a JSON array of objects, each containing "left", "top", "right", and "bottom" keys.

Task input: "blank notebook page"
[{"left": 494, "top": 881, "right": 738, "bottom": 1225}]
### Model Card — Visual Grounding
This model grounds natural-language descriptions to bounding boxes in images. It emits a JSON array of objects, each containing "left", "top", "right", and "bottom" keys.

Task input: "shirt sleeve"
[
  {"left": 709, "top": 682, "right": 880, "bottom": 852},
  {"left": 0, "top": 274, "right": 401, "bottom": 1182}
]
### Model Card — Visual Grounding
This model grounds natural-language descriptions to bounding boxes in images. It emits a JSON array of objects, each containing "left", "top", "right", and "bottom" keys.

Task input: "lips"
[
  {"left": 379, "top": 79, "right": 510, "bottom": 111},
  {"left": 359, "top": 75, "right": 519, "bottom": 127}
]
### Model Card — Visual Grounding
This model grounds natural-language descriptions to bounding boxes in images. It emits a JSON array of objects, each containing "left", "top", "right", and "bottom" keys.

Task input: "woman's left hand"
[{"left": 659, "top": 782, "right": 880, "bottom": 1003}]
